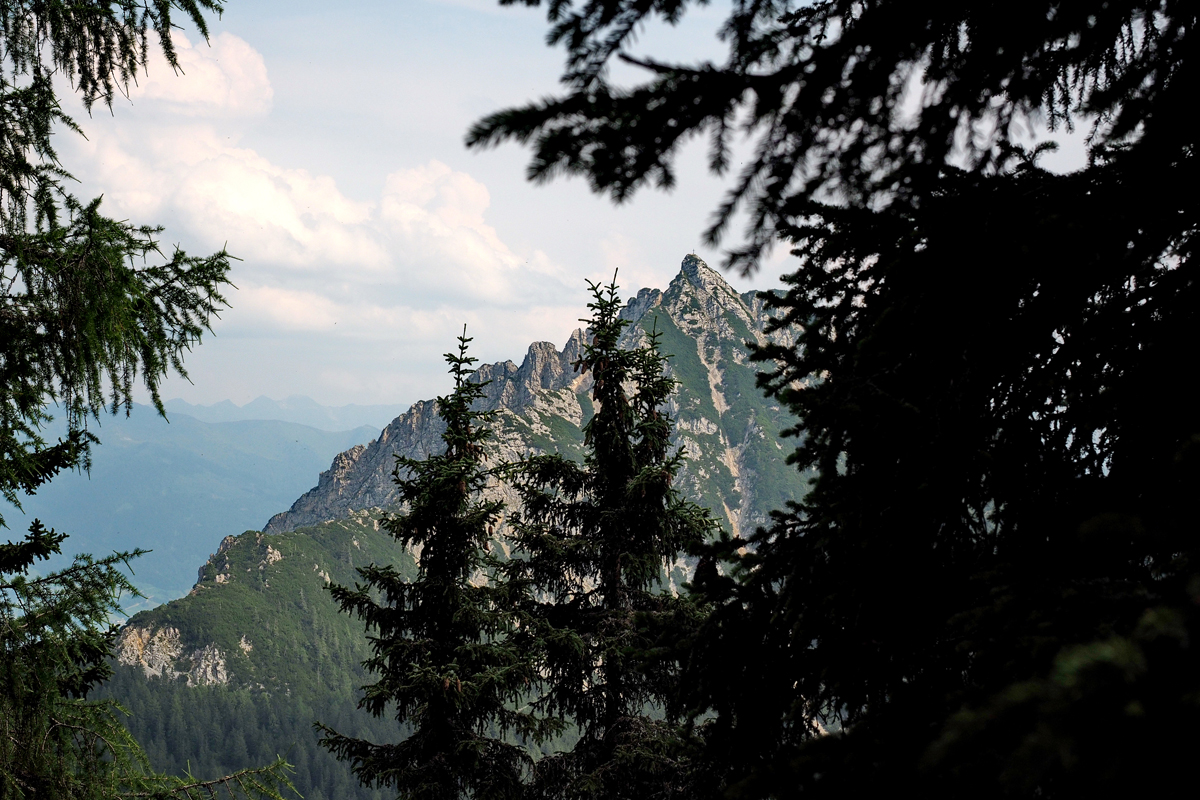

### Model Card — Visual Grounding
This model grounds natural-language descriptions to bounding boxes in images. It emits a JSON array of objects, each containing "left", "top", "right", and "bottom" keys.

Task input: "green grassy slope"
[{"left": 101, "top": 518, "right": 411, "bottom": 800}]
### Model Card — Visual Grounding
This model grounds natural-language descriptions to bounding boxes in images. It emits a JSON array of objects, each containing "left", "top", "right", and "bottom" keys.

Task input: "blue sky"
[
  {"left": 58, "top": 0, "right": 765, "bottom": 410},
  {"left": 59, "top": 0, "right": 1086, "bottom": 411}
]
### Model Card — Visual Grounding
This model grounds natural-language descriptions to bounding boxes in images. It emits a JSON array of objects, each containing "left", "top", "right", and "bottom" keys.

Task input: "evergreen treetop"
[
  {"left": 502, "top": 276, "right": 718, "bottom": 800},
  {"left": 320, "top": 329, "right": 545, "bottom": 800},
  {"left": 1, "top": 0, "right": 233, "bottom": 527}
]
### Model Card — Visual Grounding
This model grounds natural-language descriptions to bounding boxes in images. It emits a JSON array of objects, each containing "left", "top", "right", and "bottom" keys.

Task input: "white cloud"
[
  {"left": 599, "top": 231, "right": 672, "bottom": 297},
  {"left": 78, "top": 36, "right": 563, "bottom": 292},
  {"left": 169, "top": 141, "right": 386, "bottom": 271},
  {"left": 235, "top": 285, "right": 343, "bottom": 332},
  {"left": 56, "top": 30, "right": 590, "bottom": 405},
  {"left": 129, "top": 31, "right": 272, "bottom": 118}
]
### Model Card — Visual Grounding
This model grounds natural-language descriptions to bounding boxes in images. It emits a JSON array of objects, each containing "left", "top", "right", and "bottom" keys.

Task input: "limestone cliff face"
[
  {"left": 114, "top": 625, "right": 231, "bottom": 687},
  {"left": 263, "top": 328, "right": 591, "bottom": 535},
  {"left": 622, "top": 255, "right": 803, "bottom": 535},
  {"left": 264, "top": 256, "right": 806, "bottom": 538}
]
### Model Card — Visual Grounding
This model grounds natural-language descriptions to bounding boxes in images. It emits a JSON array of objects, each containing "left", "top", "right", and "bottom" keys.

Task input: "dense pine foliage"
[
  {"left": 474, "top": 0, "right": 1197, "bottom": 796},
  {"left": 98, "top": 517, "right": 418, "bottom": 800},
  {"left": 471, "top": 0, "right": 1193, "bottom": 273},
  {"left": 105, "top": 666, "right": 395, "bottom": 800},
  {"left": 1, "top": 523, "right": 292, "bottom": 799},
  {"left": 500, "top": 278, "right": 719, "bottom": 799}
]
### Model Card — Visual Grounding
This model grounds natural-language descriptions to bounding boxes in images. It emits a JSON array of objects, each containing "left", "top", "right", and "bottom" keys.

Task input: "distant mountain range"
[
  {"left": 163, "top": 396, "right": 408, "bottom": 432},
  {"left": 2, "top": 409, "right": 378, "bottom": 608}
]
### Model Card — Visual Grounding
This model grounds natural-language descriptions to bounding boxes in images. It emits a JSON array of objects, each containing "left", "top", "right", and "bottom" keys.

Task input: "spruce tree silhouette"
[
  {"left": 473, "top": 2, "right": 1197, "bottom": 795},
  {"left": 501, "top": 276, "right": 718, "bottom": 800},
  {"left": 320, "top": 329, "right": 546, "bottom": 800}
]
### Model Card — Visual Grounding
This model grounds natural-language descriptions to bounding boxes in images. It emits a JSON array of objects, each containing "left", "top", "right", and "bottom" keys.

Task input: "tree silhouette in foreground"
[
  {"left": 501, "top": 277, "right": 718, "bottom": 800},
  {"left": 474, "top": 1, "right": 1197, "bottom": 795},
  {"left": 0, "top": 521, "right": 293, "bottom": 799},
  {"left": 1, "top": 2, "right": 292, "bottom": 796},
  {"left": 320, "top": 330, "right": 545, "bottom": 800}
]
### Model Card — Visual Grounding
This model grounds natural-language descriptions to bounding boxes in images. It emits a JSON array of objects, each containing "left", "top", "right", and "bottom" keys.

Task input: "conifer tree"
[
  {"left": 319, "top": 330, "right": 543, "bottom": 800},
  {"left": 473, "top": 1, "right": 1196, "bottom": 794},
  {"left": 2, "top": 0, "right": 233, "bottom": 526},
  {"left": 1, "top": 4, "right": 295, "bottom": 796},
  {"left": 501, "top": 277, "right": 717, "bottom": 800},
  {"left": 0, "top": 521, "right": 293, "bottom": 799}
]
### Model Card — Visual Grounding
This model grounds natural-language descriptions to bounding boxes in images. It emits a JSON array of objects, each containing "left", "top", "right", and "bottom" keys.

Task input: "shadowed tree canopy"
[
  {"left": 320, "top": 331, "right": 546, "bottom": 800},
  {"left": 472, "top": 1, "right": 1196, "bottom": 796},
  {"left": 1, "top": 0, "right": 234, "bottom": 526}
]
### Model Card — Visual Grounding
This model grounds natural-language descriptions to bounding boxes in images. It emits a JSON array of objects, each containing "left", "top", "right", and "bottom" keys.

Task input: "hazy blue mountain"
[
  {"left": 2, "top": 406, "right": 377, "bottom": 608},
  {"left": 163, "top": 395, "right": 408, "bottom": 432}
]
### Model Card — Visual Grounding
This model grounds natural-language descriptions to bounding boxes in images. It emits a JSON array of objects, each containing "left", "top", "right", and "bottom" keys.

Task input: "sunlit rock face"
[
  {"left": 114, "top": 625, "right": 231, "bottom": 687},
  {"left": 115, "top": 625, "right": 183, "bottom": 679},
  {"left": 264, "top": 255, "right": 807, "bottom": 540}
]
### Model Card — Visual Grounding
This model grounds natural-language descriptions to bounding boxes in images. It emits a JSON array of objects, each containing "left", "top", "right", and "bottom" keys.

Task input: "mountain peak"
[
  {"left": 676, "top": 253, "right": 739, "bottom": 300},
  {"left": 680, "top": 252, "right": 711, "bottom": 282},
  {"left": 263, "top": 259, "right": 805, "bottom": 537}
]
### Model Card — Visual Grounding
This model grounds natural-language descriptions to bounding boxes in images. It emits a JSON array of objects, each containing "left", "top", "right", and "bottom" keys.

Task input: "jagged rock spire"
[{"left": 264, "top": 256, "right": 805, "bottom": 538}]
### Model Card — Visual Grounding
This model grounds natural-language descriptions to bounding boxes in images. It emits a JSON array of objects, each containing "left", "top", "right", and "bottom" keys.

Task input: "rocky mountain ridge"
[{"left": 265, "top": 255, "right": 803, "bottom": 539}]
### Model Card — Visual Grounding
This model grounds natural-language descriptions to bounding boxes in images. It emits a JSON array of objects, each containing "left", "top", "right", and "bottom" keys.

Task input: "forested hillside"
[
  {"left": 105, "top": 257, "right": 803, "bottom": 799},
  {"left": 102, "top": 519, "right": 409, "bottom": 800}
]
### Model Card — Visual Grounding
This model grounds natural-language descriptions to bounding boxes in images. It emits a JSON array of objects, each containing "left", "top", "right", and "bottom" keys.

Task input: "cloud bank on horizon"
[
  {"left": 59, "top": 29, "right": 607, "bottom": 408},
  {"left": 55, "top": 1, "right": 1085, "bottom": 412}
]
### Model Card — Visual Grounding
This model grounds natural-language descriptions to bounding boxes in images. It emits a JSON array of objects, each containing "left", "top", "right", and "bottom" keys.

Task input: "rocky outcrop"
[
  {"left": 115, "top": 625, "right": 183, "bottom": 679},
  {"left": 264, "top": 332, "right": 594, "bottom": 534},
  {"left": 193, "top": 534, "right": 239, "bottom": 590},
  {"left": 659, "top": 254, "right": 802, "bottom": 535},
  {"left": 114, "top": 625, "right": 231, "bottom": 687},
  {"left": 186, "top": 644, "right": 229, "bottom": 687},
  {"left": 264, "top": 255, "right": 806, "bottom": 538}
]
